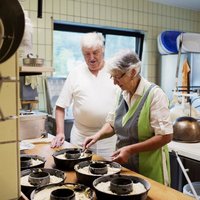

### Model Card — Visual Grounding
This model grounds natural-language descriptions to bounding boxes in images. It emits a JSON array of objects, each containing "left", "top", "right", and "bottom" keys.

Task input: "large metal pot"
[{"left": 173, "top": 116, "right": 200, "bottom": 142}]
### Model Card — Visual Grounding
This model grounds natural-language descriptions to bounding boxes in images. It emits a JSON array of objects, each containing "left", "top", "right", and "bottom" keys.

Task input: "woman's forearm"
[
  {"left": 128, "top": 134, "right": 172, "bottom": 154},
  {"left": 95, "top": 123, "right": 115, "bottom": 140}
]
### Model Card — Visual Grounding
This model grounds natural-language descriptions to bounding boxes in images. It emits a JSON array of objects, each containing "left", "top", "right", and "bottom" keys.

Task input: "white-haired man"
[{"left": 51, "top": 32, "right": 117, "bottom": 160}]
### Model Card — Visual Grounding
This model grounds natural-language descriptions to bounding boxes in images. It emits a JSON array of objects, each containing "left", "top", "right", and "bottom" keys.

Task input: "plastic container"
[
  {"left": 177, "top": 33, "right": 200, "bottom": 53},
  {"left": 160, "top": 30, "right": 182, "bottom": 53},
  {"left": 157, "top": 30, "right": 183, "bottom": 54},
  {"left": 183, "top": 182, "right": 200, "bottom": 199}
]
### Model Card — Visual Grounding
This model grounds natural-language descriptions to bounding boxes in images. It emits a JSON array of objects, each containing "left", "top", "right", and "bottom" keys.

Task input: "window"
[{"left": 53, "top": 21, "right": 144, "bottom": 77}]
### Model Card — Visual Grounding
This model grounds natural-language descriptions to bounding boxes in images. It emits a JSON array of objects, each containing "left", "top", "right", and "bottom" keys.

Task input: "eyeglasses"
[{"left": 110, "top": 72, "right": 126, "bottom": 81}]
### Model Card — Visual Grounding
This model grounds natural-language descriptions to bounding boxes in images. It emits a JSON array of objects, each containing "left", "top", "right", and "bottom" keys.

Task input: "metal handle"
[
  {"left": 173, "top": 151, "right": 199, "bottom": 200},
  {"left": 175, "top": 33, "right": 183, "bottom": 90}
]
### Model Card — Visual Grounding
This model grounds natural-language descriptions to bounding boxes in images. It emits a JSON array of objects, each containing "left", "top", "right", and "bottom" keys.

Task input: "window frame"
[{"left": 54, "top": 20, "right": 145, "bottom": 60}]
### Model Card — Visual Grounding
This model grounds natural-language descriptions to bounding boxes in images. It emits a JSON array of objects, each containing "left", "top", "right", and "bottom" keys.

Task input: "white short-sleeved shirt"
[
  {"left": 107, "top": 77, "right": 173, "bottom": 135},
  {"left": 56, "top": 63, "right": 118, "bottom": 159}
]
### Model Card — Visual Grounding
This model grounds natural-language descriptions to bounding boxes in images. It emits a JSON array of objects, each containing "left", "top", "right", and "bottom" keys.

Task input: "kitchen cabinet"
[
  {"left": 168, "top": 141, "right": 200, "bottom": 192},
  {"left": 0, "top": 54, "right": 21, "bottom": 199}
]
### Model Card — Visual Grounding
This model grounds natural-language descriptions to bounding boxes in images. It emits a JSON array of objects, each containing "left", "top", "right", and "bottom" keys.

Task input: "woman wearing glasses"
[{"left": 83, "top": 49, "right": 173, "bottom": 185}]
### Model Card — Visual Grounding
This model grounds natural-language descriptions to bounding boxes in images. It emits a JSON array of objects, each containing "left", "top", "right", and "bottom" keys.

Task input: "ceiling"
[{"left": 148, "top": 0, "right": 200, "bottom": 11}]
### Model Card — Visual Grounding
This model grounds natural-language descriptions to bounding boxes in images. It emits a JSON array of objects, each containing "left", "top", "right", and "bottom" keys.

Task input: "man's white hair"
[
  {"left": 80, "top": 32, "right": 105, "bottom": 49},
  {"left": 107, "top": 49, "right": 141, "bottom": 76}
]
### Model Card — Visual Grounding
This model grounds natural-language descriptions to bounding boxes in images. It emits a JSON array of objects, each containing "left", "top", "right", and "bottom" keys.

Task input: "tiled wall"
[
  {"left": 20, "top": 0, "right": 200, "bottom": 111},
  {"left": 19, "top": 0, "right": 200, "bottom": 111},
  {"left": 0, "top": 1, "right": 199, "bottom": 199}
]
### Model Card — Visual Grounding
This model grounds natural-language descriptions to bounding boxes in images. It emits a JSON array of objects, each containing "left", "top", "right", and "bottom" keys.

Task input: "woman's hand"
[
  {"left": 83, "top": 135, "right": 98, "bottom": 150},
  {"left": 111, "top": 146, "right": 132, "bottom": 164},
  {"left": 51, "top": 133, "right": 65, "bottom": 148}
]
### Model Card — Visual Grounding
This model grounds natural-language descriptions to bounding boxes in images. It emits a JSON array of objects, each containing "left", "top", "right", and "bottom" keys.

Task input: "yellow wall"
[
  {"left": 0, "top": 54, "right": 21, "bottom": 199},
  {"left": 1, "top": 1, "right": 200, "bottom": 199}
]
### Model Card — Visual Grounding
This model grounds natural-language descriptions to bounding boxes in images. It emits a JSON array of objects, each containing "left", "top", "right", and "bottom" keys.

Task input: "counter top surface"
[
  {"left": 168, "top": 140, "right": 200, "bottom": 161},
  {"left": 21, "top": 136, "right": 194, "bottom": 200}
]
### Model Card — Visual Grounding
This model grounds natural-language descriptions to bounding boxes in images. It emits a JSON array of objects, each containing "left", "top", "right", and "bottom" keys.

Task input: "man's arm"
[{"left": 51, "top": 106, "right": 66, "bottom": 148}]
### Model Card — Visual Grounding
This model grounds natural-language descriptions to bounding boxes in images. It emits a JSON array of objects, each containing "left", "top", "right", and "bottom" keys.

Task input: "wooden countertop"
[{"left": 21, "top": 139, "right": 194, "bottom": 200}]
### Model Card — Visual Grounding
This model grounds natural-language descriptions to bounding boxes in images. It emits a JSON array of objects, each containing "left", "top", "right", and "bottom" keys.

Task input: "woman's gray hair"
[
  {"left": 80, "top": 32, "right": 105, "bottom": 49},
  {"left": 107, "top": 49, "right": 141, "bottom": 76}
]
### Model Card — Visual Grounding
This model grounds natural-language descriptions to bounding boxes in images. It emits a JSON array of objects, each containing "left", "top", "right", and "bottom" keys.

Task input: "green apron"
[{"left": 114, "top": 84, "right": 170, "bottom": 185}]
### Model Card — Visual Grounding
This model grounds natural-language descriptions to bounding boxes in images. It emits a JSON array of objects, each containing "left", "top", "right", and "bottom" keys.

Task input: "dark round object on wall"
[{"left": 0, "top": 0, "right": 25, "bottom": 63}]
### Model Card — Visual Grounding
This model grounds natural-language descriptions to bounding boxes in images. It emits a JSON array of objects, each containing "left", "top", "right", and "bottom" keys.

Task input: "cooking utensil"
[
  {"left": 50, "top": 188, "right": 75, "bottom": 200},
  {"left": 74, "top": 160, "right": 121, "bottom": 187},
  {"left": 171, "top": 33, "right": 183, "bottom": 105},
  {"left": 21, "top": 168, "right": 65, "bottom": 199},
  {"left": 30, "top": 183, "right": 94, "bottom": 200},
  {"left": 110, "top": 177, "right": 133, "bottom": 195},
  {"left": 52, "top": 148, "right": 93, "bottom": 170},
  {"left": 21, "top": 156, "right": 32, "bottom": 168},
  {"left": 0, "top": 0, "right": 25, "bottom": 63},
  {"left": 173, "top": 151, "right": 199, "bottom": 200},
  {"left": 173, "top": 116, "right": 200, "bottom": 142},
  {"left": 89, "top": 162, "right": 108, "bottom": 175},
  {"left": 28, "top": 171, "right": 50, "bottom": 186},
  {"left": 20, "top": 154, "right": 46, "bottom": 170},
  {"left": 65, "top": 149, "right": 81, "bottom": 159},
  {"left": 93, "top": 174, "right": 151, "bottom": 200},
  {"left": 23, "top": 53, "right": 44, "bottom": 66}
]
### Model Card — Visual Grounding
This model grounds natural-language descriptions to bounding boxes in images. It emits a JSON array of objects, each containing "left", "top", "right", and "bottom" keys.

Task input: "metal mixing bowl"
[{"left": 173, "top": 116, "right": 200, "bottom": 142}]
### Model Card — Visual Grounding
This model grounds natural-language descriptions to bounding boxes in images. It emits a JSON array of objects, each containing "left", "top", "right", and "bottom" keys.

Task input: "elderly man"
[{"left": 51, "top": 32, "right": 117, "bottom": 160}]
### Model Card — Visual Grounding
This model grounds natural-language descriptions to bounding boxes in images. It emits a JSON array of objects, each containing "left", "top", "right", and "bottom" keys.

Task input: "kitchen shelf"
[{"left": 19, "top": 66, "right": 54, "bottom": 76}]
